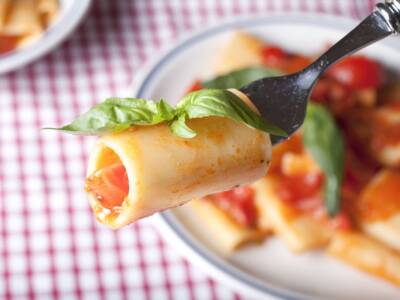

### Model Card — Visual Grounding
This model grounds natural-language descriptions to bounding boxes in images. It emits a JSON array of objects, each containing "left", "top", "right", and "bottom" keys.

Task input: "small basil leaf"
[
  {"left": 202, "top": 67, "right": 281, "bottom": 89},
  {"left": 302, "top": 103, "right": 344, "bottom": 216},
  {"left": 169, "top": 114, "right": 197, "bottom": 138},
  {"left": 325, "top": 176, "right": 341, "bottom": 215},
  {"left": 56, "top": 98, "right": 167, "bottom": 135},
  {"left": 178, "top": 89, "right": 287, "bottom": 137},
  {"left": 156, "top": 99, "right": 176, "bottom": 122}
]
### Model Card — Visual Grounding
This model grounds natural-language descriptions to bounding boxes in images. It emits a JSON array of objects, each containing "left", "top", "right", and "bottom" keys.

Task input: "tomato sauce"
[
  {"left": 85, "top": 163, "right": 129, "bottom": 210},
  {"left": 275, "top": 173, "right": 323, "bottom": 206},
  {"left": 268, "top": 131, "right": 354, "bottom": 230},
  {"left": 208, "top": 186, "right": 258, "bottom": 228},
  {"left": 272, "top": 171, "right": 352, "bottom": 230},
  {"left": 0, "top": 36, "right": 18, "bottom": 54}
]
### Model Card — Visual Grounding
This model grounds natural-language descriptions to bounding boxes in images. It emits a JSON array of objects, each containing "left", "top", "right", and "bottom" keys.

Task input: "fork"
[{"left": 240, "top": 0, "right": 400, "bottom": 144}]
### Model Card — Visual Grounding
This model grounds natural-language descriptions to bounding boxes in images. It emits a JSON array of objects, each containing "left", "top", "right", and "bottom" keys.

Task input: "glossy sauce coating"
[{"left": 208, "top": 186, "right": 257, "bottom": 228}]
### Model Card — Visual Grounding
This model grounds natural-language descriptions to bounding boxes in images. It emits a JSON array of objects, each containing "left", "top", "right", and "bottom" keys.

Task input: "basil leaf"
[
  {"left": 57, "top": 98, "right": 170, "bottom": 135},
  {"left": 202, "top": 67, "right": 281, "bottom": 89},
  {"left": 51, "top": 88, "right": 286, "bottom": 138},
  {"left": 155, "top": 99, "right": 175, "bottom": 122},
  {"left": 302, "top": 103, "right": 344, "bottom": 216},
  {"left": 177, "top": 89, "right": 287, "bottom": 137},
  {"left": 170, "top": 114, "right": 196, "bottom": 138}
]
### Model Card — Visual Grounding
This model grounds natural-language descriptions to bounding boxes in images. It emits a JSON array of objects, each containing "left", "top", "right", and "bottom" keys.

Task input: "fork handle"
[
  {"left": 302, "top": 1, "right": 398, "bottom": 85},
  {"left": 377, "top": 0, "right": 400, "bottom": 33}
]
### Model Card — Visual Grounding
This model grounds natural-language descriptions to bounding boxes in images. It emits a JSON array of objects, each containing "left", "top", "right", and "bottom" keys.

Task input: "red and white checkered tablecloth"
[{"left": 0, "top": 1, "right": 380, "bottom": 299}]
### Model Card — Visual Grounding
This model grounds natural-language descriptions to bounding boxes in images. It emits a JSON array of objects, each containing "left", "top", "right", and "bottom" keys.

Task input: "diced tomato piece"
[
  {"left": 0, "top": 35, "right": 18, "bottom": 54},
  {"left": 276, "top": 173, "right": 323, "bottom": 208},
  {"left": 209, "top": 186, "right": 257, "bottom": 228},
  {"left": 261, "top": 46, "right": 287, "bottom": 69},
  {"left": 276, "top": 173, "right": 324, "bottom": 206},
  {"left": 186, "top": 80, "right": 203, "bottom": 93},
  {"left": 284, "top": 55, "right": 312, "bottom": 74},
  {"left": 327, "top": 56, "right": 384, "bottom": 90},
  {"left": 85, "top": 163, "right": 129, "bottom": 209},
  {"left": 329, "top": 212, "right": 352, "bottom": 230}
]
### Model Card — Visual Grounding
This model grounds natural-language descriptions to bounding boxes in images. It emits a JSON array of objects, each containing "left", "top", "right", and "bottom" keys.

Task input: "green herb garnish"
[
  {"left": 303, "top": 103, "right": 345, "bottom": 216},
  {"left": 51, "top": 89, "right": 286, "bottom": 138}
]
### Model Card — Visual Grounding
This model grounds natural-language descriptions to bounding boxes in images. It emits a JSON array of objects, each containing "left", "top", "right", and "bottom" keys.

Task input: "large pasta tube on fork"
[{"left": 85, "top": 92, "right": 272, "bottom": 228}]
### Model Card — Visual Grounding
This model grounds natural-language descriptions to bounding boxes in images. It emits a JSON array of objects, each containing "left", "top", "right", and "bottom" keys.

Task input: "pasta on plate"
[{"left": 185, "top": 32, "right": 400, "bottom": 287}]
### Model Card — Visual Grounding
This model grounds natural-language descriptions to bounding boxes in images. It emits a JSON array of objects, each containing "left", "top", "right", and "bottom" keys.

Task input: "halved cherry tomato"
[
  {"left": 261, "top": 46, "right": 287, "bottom": 69},
  {"left": 0, "top": 36, "right": 18, "bottom": 54},
  {"left": 327, "top": 56, "right": 384, "bottom": 90},
  {"left": 186, "top": 80, "right": 203, "bottom": 93},
  {"left": 209, "top": 186, "right": 257, "bottom": 228},
  {"left": 85, "top": 163, "right": 129, "bottom": 209}
]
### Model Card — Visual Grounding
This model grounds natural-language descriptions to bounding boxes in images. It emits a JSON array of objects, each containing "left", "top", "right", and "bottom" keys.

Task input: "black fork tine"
[{"left": 240, "top": 73, "right": 310, "bottom": 144}]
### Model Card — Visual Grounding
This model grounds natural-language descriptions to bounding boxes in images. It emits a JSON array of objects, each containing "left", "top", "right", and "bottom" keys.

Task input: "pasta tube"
[
  {"left": 189, "top": 199, "right": 266, "bottom": 253},
  {"left": 86, "top": 92, "right": 272, "bottom": 228},
  {"left": 328, "top": 231, "right": 400, "bottom": 286},
  {"left": 253, "top": 177, "right": 332, "bottom": 252}
]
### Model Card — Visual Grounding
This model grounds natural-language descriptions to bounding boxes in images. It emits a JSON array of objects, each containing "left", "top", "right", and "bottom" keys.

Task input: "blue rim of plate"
[
  {"left": 0, "top": 0, "right": 92, "bottom": 74},
  {"left": 135, "top": 14, "right": 400, "bottom": 300}
]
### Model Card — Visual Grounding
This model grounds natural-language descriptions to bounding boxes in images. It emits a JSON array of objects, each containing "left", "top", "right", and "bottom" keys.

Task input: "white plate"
[
  {"left": 0, "top": 0, "right": 92, "bottom": 74},
  {"left": 132, "top": 13, "right": 400, "bottom": 300}
]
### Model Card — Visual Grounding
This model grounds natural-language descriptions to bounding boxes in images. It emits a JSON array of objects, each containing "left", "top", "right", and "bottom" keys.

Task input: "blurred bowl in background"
[{"left": 0, "top": 0, "right": 92, "bottom": 74}]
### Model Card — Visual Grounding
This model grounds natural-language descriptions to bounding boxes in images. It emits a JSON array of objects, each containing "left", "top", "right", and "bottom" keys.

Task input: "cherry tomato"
[
  {"left": 85, "top": 163, "right": 129, "bottom": 209},
  {"left": 261, "top": 46, "right": 287, "bottom": 69},
  {"left": 327, "top": 56, "right": 384, "bottom": 90},
  {"left": 210, "top": 186, "right": 257, "bottom": 228},
  {"left": 0, "top": 36, "right": 18, "bottom": 54}
]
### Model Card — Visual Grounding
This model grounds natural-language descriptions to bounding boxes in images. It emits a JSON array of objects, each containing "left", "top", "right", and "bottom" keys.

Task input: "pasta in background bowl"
[{"left": 0, "top": 0, "right": 91, "bottom": 74}]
